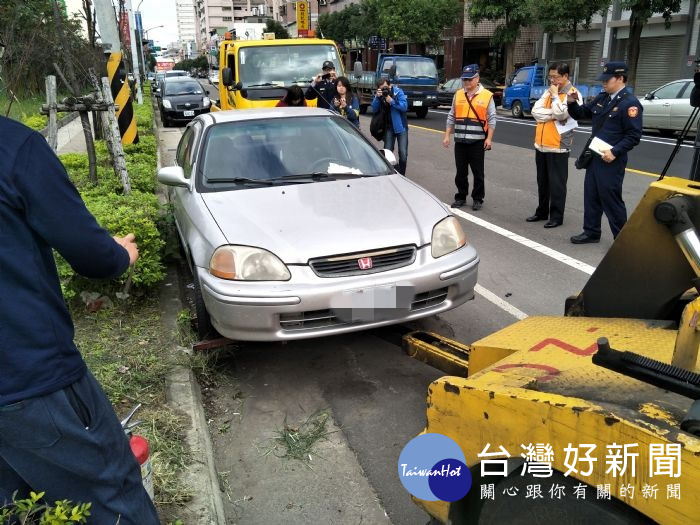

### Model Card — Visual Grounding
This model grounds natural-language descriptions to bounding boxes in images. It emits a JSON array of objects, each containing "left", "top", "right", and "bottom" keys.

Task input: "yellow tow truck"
[
  {"left": 212, "top": 34, "right": 345, "bottom": 111},
  {"left": 405, "top": 174, "right": 700, "bottom": 523}
]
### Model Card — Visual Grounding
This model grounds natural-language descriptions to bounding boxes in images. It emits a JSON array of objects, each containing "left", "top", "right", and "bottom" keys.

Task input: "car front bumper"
[{"left": 199, "top": 245, "right": 479, "bottom": 341}]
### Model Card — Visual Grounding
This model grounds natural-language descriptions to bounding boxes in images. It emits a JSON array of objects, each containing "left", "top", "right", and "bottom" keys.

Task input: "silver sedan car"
[
  {"left": 640, "top": 79, "right": 694, "bottom": 136},
  {"left": 159, "top": 108, "right": 479, "bottom": 341}
]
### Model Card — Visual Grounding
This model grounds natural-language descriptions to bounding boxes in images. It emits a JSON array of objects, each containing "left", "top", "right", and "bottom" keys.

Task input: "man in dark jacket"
[
  {"left": 305, "top": 60, "right": 338, "bottom": 109},
  {"left": 0, "top": 115, "right": 159, "bottom": 524}
]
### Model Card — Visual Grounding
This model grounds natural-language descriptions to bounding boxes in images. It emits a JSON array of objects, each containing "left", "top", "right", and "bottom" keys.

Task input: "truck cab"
[{"left": 216, "top": 36, "right": 344, "bottom": 110}]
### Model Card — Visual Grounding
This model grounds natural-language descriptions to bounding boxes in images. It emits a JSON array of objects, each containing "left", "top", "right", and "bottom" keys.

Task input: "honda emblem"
[{"left": 357, "top": 257, "right": 373, "bottom": 270}]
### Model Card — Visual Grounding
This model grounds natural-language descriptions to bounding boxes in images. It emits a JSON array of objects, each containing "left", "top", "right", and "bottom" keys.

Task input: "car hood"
[{"left": 200, "top": 175, "right": 448, "bottom": 263}]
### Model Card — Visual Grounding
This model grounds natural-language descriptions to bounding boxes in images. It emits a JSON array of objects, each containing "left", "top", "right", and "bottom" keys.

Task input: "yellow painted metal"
[
  {"left": 672, "top": 296, "right": 700, "bottom": 372},
  {"left": 106, "top": 52, "right": 138, "bottom": 145},
  {"left": 414, "top": 317, "right": 698, "bottom": 523},
  {"left": 403, "top": 331, "right": 471, "bottom": 377}
]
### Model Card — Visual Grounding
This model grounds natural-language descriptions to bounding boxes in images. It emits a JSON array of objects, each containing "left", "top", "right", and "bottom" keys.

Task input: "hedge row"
[{"left": 56, "top": 94, "right": 166, "bottom": 298}]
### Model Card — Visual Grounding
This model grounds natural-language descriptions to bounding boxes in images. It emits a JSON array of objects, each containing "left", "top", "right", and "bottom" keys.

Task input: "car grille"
[
  {"left": 309, "top": 245, "right": 416, "bottom": 277},
  {"left": 176, "top": 103, "right": 200, "bottom": 110},
  {"left": 278, "top": 287, "right": 448, "bottom": 331}
]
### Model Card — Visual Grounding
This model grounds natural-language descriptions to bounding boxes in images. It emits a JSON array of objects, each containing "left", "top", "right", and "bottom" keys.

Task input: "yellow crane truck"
[
  {"left": 212, "top": 34, "right": 344, "bottom": 110},
  {"left": 404, "top": 174, "right": 700, "bottom": 523}
]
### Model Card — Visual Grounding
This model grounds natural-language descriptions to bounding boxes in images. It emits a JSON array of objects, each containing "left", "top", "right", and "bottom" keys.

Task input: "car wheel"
[
  {"left": 192, "top": 273, "right": 216, "bottom": 341},
  {"left": 359, "top": 104, "right": 368, "bottom": 115},
  {"left": 161, "top": 112, "right": 170, "bottom": 127},
  {"left": 511, "top": 101, "right": 523, "bottom": 119},
  {"left": 415, "top": 107, "right": 429, "bottom": 119}
]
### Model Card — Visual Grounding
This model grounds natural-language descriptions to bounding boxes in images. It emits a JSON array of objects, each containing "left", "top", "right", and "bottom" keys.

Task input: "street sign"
[
  {"left": 368, "top": 36, "right": 386, "bottom": 50},
  {"left": 297, "top": 1, "right": 309, "bottom": 37}
]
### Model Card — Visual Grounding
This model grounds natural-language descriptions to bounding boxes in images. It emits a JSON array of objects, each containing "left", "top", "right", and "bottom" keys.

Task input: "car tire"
[
  {"left": 192, "top": 272, "right": 216, "bottom": 341},
  {"left": 161, "top": 112, "right": 170, "bottom": 127},
  {"left": 359, "top": 104, "right": 368, "bottom": 115},
  {"left": 415, "top": 107, "right": 429, "bottom": 118},
  {"left": 511, "top": 101, "right": 523, "bottom": 119}
]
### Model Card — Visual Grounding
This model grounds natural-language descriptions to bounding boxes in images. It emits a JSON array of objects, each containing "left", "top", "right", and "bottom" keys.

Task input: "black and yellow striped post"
[{"left": 106, "top": 51, "right": 139, "bottom": 144}]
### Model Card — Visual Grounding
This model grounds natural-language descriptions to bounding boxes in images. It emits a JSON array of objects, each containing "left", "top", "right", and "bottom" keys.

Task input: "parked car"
[
  {"left": 437, "top": 77, "right": 503, "bottom": 107},
  {"left": 158, "top": 108, "right": 479, "bottom": 341},
  {"left": 152, "top": 72, "right": 166, "bottom": 95},
  {"left": 158, "top": 77, "right": 211, "bottom": 127},
  {"left": 640, "top": 79, "right": 694, "bottom": 137},
  {"left": 209, "top": 70, "right": 219, "bottom": 85}
]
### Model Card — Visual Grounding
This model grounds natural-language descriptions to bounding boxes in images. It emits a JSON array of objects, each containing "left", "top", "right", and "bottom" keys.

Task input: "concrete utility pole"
[{"left": 125, "top": 0, "right": 143, "bottom": 104}]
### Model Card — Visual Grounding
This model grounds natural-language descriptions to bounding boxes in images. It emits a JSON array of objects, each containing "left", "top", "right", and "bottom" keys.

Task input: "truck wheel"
[
  {"left": 415, "top": 107, "right": 429, "bottom": 119},
  {"left": 511, "top": 101, "right": 523, "bottom": 119},
  {"left": 359, "top": 104, "right": 368, "bottom": 115}
]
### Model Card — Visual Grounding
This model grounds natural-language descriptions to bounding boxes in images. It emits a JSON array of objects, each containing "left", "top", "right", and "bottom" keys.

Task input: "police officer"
[
  {"left": 567, "top": 61, "right": 643, "bottom": 244},
  {"left": 305, "top": 60, "right": 338, "bottom": 110}
]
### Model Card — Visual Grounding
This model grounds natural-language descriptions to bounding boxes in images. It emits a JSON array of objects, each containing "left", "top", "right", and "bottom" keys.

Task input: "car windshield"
[
  {"left": 164, "top": 81, "right": 203, "bottom": 96},
  {"left": 383, "top": 58, "right": 437, "bottom": 79},
  {"left": 237, "top": 45, "right": 339, "bottom": 98},
  {"left": 200, "top": 115, "right": 393, "bottom": 191}
]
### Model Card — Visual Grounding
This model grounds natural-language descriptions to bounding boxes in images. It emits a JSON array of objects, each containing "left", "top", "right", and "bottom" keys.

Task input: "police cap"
[
  {"left": 322, "top": 60, "right": 335, "bottom": 71},
  {"left": 597, "top": 61, "right": 628, "bottom": 81}
]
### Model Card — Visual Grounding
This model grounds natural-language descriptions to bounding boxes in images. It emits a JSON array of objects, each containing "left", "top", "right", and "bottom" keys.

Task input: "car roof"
[{"left": 198, "top": 107, "right": 339, "bottom": 126}]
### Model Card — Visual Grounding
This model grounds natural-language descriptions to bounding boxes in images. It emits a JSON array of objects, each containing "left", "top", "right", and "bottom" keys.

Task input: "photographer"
[
  {"left": 371, "top": 78, "right": 409, "bottom": 175},
  {"left": 305, "top": 60, "right": 338, "bottom": 110}
]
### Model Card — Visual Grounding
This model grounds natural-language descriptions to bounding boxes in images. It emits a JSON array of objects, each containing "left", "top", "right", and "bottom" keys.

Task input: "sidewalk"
[{"left": 52, "top": 116, "right": 226, "bottom": 524}]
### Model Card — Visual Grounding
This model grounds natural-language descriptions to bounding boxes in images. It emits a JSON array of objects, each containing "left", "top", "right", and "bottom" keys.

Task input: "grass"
[
  {"left": 0, "top": 93, "right": 50, "bottom": 121},
  {"left": 264, "top": 410, "right": 335, "bottom": 467}
]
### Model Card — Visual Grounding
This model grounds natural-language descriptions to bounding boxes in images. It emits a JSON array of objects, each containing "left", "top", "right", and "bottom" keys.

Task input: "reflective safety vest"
[
  {"left": 535, "top": 86, "right": 579, "bottom": 151},
  {"left": 454, "top": 88, "right": 492, "bottom": 143}
]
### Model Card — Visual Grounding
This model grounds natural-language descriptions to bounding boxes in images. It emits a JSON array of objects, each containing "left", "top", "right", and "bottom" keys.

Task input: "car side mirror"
[
  {"left": 234, "top": 81, "right": 243, "bottom": 90},
  {"left": 353, "top": 61, "right": 362, "bottom": 79},
  {"left": 221, "top": 67, "right": 233, "bottom": 86},
  {"left": 388, "top": 65, "right": 397, "bottom": 84},
  {"left": 381, "top": 149, "right": 398, "bottom": 167},
  {"left": 157, "top": 166, "right": 189, "bottom": 188},
  {"left": 644, "top": 92, "right": 654, "bottom": 100}
]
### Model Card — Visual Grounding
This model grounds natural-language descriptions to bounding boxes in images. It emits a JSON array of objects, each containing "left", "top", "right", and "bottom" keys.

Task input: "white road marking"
[
  {"left": 450, "top": 205, "right": 596, "bottom": 276},
  {"left": 475, "top": 284, "right": 528, "bottom": 320}
]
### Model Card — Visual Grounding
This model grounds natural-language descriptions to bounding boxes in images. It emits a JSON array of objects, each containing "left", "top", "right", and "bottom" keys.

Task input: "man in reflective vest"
[
  {"left": 526, "top": 62, "right": 582, "bottom": 228},
  {"left": 443, "top": 64, "right": 496, "bottom": 211}
]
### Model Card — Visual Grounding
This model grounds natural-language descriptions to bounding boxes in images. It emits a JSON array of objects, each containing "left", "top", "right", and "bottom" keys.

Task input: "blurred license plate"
[
  {"left": 331, "top": 284, "right": 414, "bottom": 323},
  {"left": 183, "top": 110, "right": 195, "bottom": 117},
  {"left": 413, "top": 101, "right": 423, "bottom": 106}
]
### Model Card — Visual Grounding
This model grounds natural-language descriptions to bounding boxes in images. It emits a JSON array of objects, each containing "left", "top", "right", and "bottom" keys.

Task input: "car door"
[
  {"left": 172, "top": 123, "right": 199, "bottom": 260},
  {"left": 670, "top": 81, "right": 693, "bottom": 131},
  {"left": 643, "top": 81, "right": 685, "bottom": 131}
]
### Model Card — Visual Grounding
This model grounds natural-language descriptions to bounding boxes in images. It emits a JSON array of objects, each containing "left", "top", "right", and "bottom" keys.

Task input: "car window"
[
  {"left": 447, "top": 79, "right": 459, "bottom": 90},
  {"left": 512, "top": 69, "right": 530, "bottom": 85},
  {"left": 164, "top": 81, "right": 203, "bottom": 96},
  {"left": 176, "top": 127, "right": 195, "bottom": 179},
  {"left": 199, "top": 115, "right": 393, "bottom": 191},
  {"left": 678, "top": 81, "right": 693, "bottom": 99},
  {"left": 654, "top": 81, "right": 685, "bottom": 99}
]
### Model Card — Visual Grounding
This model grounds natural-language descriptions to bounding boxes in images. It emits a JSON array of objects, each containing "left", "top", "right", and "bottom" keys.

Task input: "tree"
[
  {"left": 535, "top": 0, "right": 610, "bottom": 65},
  {"left": 621, "top": 0, "right": 681, "bottom": 88},
  {"left": 264, "top": 19, "right": 290, "bottom": 39},
  {"left": 371, "top": 0, "right": 462, "bottom": 51},
  {"left": 318, "top": 2, "right": 378, "bottom": 47},
  {"left": 468, "top": 0, "right": 535, "bottom": 75}
]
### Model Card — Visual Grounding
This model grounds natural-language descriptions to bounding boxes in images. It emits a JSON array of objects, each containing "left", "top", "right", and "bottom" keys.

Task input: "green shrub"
[
  {"left": 57, "top": 191, "right": 165, "bottom": 298},
  {"left": 0, "top": 491, "right": 91, "bottom": 524},
  {"left": 126, "top": 159, "right": 158, "bottom": 193},
  {"left": 58, "top": 153, "right": 89, "bottom": 172},
  {"left": 22, "top": 114, "right": 48, "bottom": 131},
  {"left": 124, "top": 134, "right": 157, "bottom": 156}
]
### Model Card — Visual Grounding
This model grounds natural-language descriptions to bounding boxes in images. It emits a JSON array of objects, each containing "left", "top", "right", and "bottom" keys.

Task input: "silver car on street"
[
  {"left": 158, "top": 108, "right": 479, "bottom": 341},
  {"left": 640, "top": 79, "right": 694, "bottom": 136}
]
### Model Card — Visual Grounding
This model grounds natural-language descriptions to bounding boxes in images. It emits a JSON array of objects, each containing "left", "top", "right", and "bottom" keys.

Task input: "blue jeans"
[
  {"left": 0, "top": 371, "right": 159, "bottom": 524},
  {"left": 384, "top": 128, "right": 408, "bottom": 175}
]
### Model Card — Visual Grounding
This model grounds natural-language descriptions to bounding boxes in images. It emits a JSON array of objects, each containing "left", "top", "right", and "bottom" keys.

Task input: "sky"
[{"left": 136, "top": 0, "right": 179, "bottom": 47}]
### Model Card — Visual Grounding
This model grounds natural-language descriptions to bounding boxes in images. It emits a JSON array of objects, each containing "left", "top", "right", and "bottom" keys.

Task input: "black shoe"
[
  {"left": 451, "top": 199, "right": 466, "bottom": 208},
  {"left": 526, "top": 215, "right": 547, "bottom": 222},
  {"left": 570, "top": 233, "right": 600, "bottom": 244},
  {"left": 472, "top": 200, "right": 483, "bottom": 211},
  {"left": 544, "top": 220, "right": 563, "bottom": 228}
]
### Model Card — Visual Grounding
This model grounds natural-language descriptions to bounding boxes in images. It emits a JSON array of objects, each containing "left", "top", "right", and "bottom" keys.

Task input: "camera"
[
  {"left": 322, "top": 73, "right": 331, "bottom": 80},
  {"left": 381, "top": 87, "right": 391, "bottom": 98}
]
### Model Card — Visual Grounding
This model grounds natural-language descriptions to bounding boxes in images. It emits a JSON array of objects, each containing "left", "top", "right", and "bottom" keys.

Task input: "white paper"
[
  {"left": 589, "top": 136, "right": 614, "bottom": 156},
  {"left": 554, "top": 118, "right": 578, "bottom": 135}
]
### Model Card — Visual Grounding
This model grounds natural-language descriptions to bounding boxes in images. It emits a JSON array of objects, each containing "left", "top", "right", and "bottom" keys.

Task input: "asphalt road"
[{"left": 159, "top": 96, "right": 692, "bottom": 524}]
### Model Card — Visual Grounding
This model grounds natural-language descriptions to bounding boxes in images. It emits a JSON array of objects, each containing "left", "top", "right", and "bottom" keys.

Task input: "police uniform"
[
  {"left": 305, "top": 60, "right": 338, "bottom": 110},
  {"left": 567, "top": 62, "right": 643, "bottom": 243}
]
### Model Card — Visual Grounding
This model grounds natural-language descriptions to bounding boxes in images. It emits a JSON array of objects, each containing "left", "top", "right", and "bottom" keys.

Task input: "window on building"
[
  {"left": 223, "top": 16, "right": 232, "bottom": 21},
  {"left": 222, "top": 6, "right": 231, "bottom": 10}
]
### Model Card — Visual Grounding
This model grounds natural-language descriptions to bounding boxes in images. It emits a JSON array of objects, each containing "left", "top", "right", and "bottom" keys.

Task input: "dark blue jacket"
[
  {"left": 305, "top": 78, "right": 337, "bottom": 110},
  {"left": 371, "top": 85, "right": 408, "bottom": 134},
  {"left": 568, "top": 87, "right": 643, "bottom": 161},
  {"left": 0, "top": 117, "right": 129, "bottom": 406}
]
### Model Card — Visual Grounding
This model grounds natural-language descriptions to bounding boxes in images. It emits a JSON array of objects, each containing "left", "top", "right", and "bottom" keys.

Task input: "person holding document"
[
  {"left": 566, "top": 61, "right": 643, "bottom": 244},
  {"left": 527, "top": 63, "right": 581, "bottom": 228}
]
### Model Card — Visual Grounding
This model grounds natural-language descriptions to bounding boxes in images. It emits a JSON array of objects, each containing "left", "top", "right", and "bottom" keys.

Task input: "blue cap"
[
  {"left": 597, "top": 61, "right": 628, "bottom": 81},
  {"left": 461, "top": 64, "right": 480, "bottom": 79}
]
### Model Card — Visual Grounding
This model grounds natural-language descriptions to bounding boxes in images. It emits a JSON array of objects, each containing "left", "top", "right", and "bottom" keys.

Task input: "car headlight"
[
  {"left": 203, "top": 96, "right": 211, "bottom": 108},
  {"left": 162, "top": 99, "right": 172, "bottom": 109},
  {"left": 431, "top": 216, "right": 467, "bottom": 258},
  {"left": 209, "top": 245, "right": 291, "bottom": 281}
]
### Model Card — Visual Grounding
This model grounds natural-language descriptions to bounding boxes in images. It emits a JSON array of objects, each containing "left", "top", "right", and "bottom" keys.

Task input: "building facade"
[{"left": 177, "top": 0, "right": 198, "bottom": 59}]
